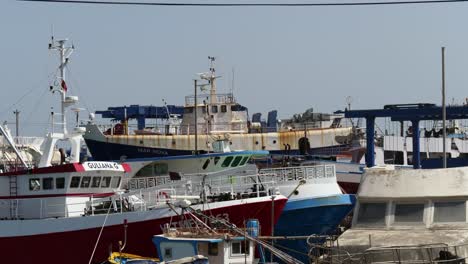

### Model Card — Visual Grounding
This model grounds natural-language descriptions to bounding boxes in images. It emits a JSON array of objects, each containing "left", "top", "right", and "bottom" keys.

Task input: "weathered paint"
[{"left": 99, "top": 127, "right": 352, "bottom": 152}]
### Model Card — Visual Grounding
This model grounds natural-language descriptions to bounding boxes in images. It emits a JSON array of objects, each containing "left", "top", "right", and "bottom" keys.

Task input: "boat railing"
[
  {"left": 0, "top": 136, "right": 44, "bottom": 148},
  {"left": 97, "top": 121, "right": 249, "bottom": 136},
  {"left": 258, "top": 164, "right": 336, "bottom": 182},
  {"left": 0, "top": 173, "right": 278, "bottom": 220},
  {"left": 185, "top": 93, "right": 236, "bottom": 106},
  {"left": 310, "top": 242, "right": 468, "bottom": 264},
  {"left": 125, "top": 174, "right": 279, "bottom": 201}
]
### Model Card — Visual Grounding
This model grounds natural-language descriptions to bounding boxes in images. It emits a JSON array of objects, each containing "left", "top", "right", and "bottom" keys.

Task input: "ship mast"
[
  {"left": 49, "top": 37, "right": 74, "bottom": 135},
  {"left": 39, "top": 37, "right": 81, "bottom": 167},
  {"left": 205, "top": 56, "right": 217, "bottom": 105}
]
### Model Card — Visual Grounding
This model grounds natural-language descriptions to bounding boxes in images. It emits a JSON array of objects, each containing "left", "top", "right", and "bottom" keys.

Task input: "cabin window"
[
  {"left": 56, "top": 177, "right": 65, "bottom": 189},
  {"left": 212, "top": 105, "right": 218, "bottom": 113},
  {"left": 81, "top": 176, "right": 91, "bottom": 188},
  {"left": 239, "top": 156, "right": 250, "bottom": 166},
  {"left": 135, "top": 163, "right": 168, "bottom": 177},
  {"left": 29, "top": 178, "right": 41, "bottom": 191},
  {"left": 221, "top": 105, "right": 227, "bottom": 113},
  {"left": 434, "top": 201, "right": 466, "bottom": 223},
  {"left": 111, "top": 176, "right": 121, "bottom": 188},
  {"left": 208, "top": 242, "right": 218, "bottom": 256},
  {"left": 214, "top": 156, "right": 221, "bottom": 165},
  {"left": 184, "top": 107, "right": 194, "bottom": 114},
  {"left": 164, "top": 248, "right": 172, "bottom": 258},
  {"left": 70, "top": 177, "right": 81, "bottom": 188},
  {"left": 101, "top": 177, "right": 112, "bottom": 188},
  {"left": 231, "top": 241, "right": 249, "bottom": 255},
  {"left": 394, "top": 203, "right": 424, "bottom": 223},
  {"left": 357, "top": 203, "right": 386, "bottom": 225},
  {"left": 91, "top": 177, "right": 101, "bottom": 188},
  {"left": 202, "top": 159, "right": 210, "bottom": 170},
  {"left": 222, "top": 156, "right": 234, "bottom": 167},
  {"left": 231, "top": 156, "right": 243, "bottom": 167},
  {"left": 42, "top": 177, "right": 54, "bottom": 190}
]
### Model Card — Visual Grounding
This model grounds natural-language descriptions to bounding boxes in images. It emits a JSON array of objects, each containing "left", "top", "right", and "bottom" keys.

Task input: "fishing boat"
[
  {"left": 122, "top": 153, "right": 355, "bottom": 264},
  {"left": 0, "top": 37, "right": 288, "bottom": 264},
  {"left": 257, "top": 164, "right": 356, "bottom": 263},
  {"left": 152, "top": 213, "right": 302, "bottom": 264},
  {"left": 314, "top": 165, "right": 468, "bottom": 264},
  {"left": 83, "top": 57, "right": 355, "bottom": 161}
]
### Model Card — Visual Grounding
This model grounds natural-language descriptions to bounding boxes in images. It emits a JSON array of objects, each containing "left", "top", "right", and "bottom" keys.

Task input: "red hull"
[
  {"left": 338, "top": 181, "right": 360, "bottom": 194},
  {"left": 0, "top": 198, "right": 286, "bottom": 264}
]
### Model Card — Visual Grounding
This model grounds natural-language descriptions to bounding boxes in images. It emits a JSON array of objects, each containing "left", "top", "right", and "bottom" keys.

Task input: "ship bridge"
[
  {"left": 95, "top": 105, "right": 185, "bottom": 130},
  {"left": 339, "top": 103, "right": 468, "bottom": 169}
]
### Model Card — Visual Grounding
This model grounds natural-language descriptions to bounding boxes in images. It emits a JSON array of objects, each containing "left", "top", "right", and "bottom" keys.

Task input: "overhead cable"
[{"left": 17, "top": 0, "right": 468, "bottom": 7}]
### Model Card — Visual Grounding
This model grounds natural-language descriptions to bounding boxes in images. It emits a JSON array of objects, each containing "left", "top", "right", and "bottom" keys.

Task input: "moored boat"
[{"left": 83, "top": 58, "right": 355, "bottom": 161}]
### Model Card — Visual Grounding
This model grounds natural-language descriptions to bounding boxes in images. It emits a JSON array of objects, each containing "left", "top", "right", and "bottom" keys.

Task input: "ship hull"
[
  {"left": 84, "top": 138, "right": 351, "bottom": 161},
  {"left": 0, "top": 196, "right": 287, "bottom": 264},
  {"left": 273, "top": 194, "right": 356, "bottom": 263}
]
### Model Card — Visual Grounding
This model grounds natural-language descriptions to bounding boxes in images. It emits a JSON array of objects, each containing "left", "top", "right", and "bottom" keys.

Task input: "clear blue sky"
[{"left": 1, "top": 0, "right": 468, "bottom": 135}]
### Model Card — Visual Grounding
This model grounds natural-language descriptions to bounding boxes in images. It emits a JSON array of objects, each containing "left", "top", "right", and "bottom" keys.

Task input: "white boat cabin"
[
  {"left": 337, "top": 166, "right": 468, "bottom": 257},
  {"left": 0, "top": 161, "right": 130, "bottom": 219},
  {"left": 152, "top": 234, "right": 255, "bottom": 264},
  {"left": 124, "top": 151, "right": 264, "bottom": 190}
]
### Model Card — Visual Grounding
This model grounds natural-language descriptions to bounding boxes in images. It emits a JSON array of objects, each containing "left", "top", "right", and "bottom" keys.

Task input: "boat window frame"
[
  {"left": 355, "top": 202, "right": 387, "bottom": 226},
  {"left": 239, "top": 156, "right": 250, "bottom": 166},
  {"left": 42, "top": 177, "right": 54, "bottom": 190},
  {"left": 101, "top": 176, "right": 112, "bottom": 188},
  {"left": 208, "top": 242, "right": 219, "bottom": 256},
  {"left": 29, "top": 178, "right": 41, "bottom": 191},
  {"left": 80, "top": 176, "right": 91, "bottom": 188},
  {"left": 392, "top": 202, "right": 426, "bottom": 225},
  {"left": 433, "top": 200, "right": 467, "bottom": 223},
  {"left": 222, "top": 156, "right": 234, "bottom": 167},
  {"left": 230, "top": 240, "right": 249, "bottom": 256},
  {"left": 221, "top": 105, "right": 227, "bottom": 113},
  {"left": 230, "top": 156, "right": 243, "bottom": 167},
  {"left": 111, "top": 176, "right": 121, "bottom": 188},
  {"left": 70, "top": 176, "right": 81, "bottom": 188},
  {"left": 56, "top": 177, "right": 65, "bottom": 189},
  {"left": 91, "top": 176, "right": 101, "bottom": 188},
  {"left": 202, "top": 159, "right": 210, "bottom": 170}
]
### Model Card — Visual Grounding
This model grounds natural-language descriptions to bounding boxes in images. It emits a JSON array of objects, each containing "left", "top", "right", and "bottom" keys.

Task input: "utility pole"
[
  {"left": 194, "top": 79, "right": 198, "bottom": 155},
  {"left": 442, "top": 47, "right": 447, "bottom": 169},
  {"left": 13, "top": 110, "right": 20, "bottom": 138}
]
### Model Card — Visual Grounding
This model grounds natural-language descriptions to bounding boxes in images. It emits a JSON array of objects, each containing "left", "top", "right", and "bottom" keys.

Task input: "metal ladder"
[{"left": 9, "top": 175, "right": 18, "bottom": 218}]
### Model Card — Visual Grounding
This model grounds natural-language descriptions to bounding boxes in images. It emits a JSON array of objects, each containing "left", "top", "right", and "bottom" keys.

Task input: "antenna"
[
  {"left": 162, "top": 99, "right": 171, "bottom": 118},
  {"left": 231, "top": 67, "right": 235, "bottom": 95}
]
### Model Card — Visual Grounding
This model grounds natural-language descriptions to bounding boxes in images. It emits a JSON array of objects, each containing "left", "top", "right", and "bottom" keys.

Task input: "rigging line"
[
  {"left": 66, "top": 64, "right": 96, "bottom": 114},
  {"left": 24, "top": 88, "right": 49, "bottom": 131},
  {"left": 88, "top": 201, "right": 114, "bottom": 264},
  {"left": 18, "top": 0, "right": 468, "bottom": 6}
]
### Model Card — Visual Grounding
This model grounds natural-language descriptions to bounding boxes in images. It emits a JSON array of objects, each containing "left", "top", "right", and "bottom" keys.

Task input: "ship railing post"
[
  {"left": 120, "top": 194, "right": 123, "bottom": 214},
  {"left": 412, "top": 119, "right": 421, "bottom": 169},
  {"left": 256, "top": 174, "right": 260, "bottom": 197},
  {"left": 40, "top": 199, "right": 43, "bottom": 219},
  {"left": 91, "top": 195, "right": 94, "bottom": 216}
]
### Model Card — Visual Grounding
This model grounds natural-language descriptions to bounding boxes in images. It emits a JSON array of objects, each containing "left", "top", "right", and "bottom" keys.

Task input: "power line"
[{"left": 17, "top": 0, "right": 468, "bottom": 7}]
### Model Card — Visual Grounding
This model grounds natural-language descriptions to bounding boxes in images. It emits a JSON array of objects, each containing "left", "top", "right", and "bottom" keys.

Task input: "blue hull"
[
  {"left": 273, "top": 194, "right": 356, "bottom": 263},
  {"left": 85, "top": 138, "right": 350, "bottom": 161},
  {"left": 84, "top": 139, "right": 193, "bottom": 161}
]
